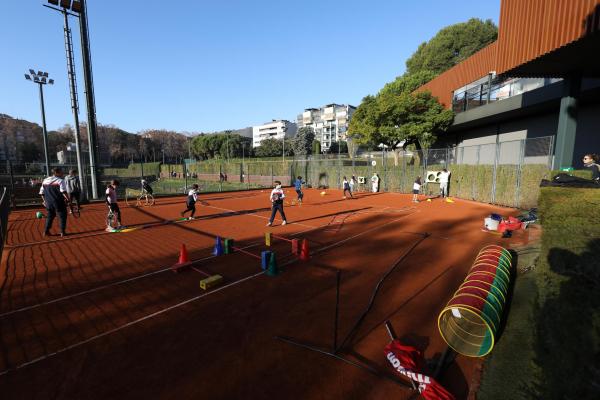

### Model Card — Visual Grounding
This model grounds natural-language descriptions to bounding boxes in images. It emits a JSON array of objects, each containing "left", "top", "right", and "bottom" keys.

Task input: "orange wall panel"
[{"left": 416, "top": 0, "right": 600, "bottom": 108}]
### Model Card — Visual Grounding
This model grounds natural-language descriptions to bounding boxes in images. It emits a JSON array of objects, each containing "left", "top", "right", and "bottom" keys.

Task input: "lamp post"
[{"left": 24, "top": 70, "right": 53, "bottom": 176}]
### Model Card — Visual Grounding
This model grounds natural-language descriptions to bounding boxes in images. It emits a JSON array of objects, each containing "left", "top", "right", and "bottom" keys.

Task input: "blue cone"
[{"left": 213, "top": 236, "right": 223, "bottom": 256}]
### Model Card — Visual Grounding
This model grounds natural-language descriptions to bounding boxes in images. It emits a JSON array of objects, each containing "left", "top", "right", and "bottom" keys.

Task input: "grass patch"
[{"left": 478, "top": 187, "right": 600, "bottom": 399}]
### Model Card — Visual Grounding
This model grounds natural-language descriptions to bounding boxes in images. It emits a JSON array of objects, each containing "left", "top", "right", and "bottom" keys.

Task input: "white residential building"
[
  {"left": 296, "top": 104, "right": 356, "bottom": 152},
  {"left": 252, "top": 120, "right": 297, "bottom": 148}
]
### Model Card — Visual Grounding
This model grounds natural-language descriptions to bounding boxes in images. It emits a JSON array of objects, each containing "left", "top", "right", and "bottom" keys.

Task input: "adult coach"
[
  {"left": 39, "top": 167, "right": 69, "bottom": 237},
  {"left": 439, "top": 168, "right": 451, "bottom": 198}
]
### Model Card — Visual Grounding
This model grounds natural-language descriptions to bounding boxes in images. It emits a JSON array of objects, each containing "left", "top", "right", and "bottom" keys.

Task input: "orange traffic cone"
[
  {"left": 178, "top": 244, "right": 190, "bottom": 264},
  {"left": 299, "top": 239, "right": 310, "bottom": 261}
]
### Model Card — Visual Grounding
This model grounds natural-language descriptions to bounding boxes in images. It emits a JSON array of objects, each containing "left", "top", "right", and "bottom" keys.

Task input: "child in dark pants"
[
  {"left": 181, "top": 184, "right": 200, "bottom": 220},
  {"left": 105, "top": 180, "right": 122, "bottom": 230},
  {"left": 39, "top": 167, "right": 69, "bottom": 237},
  {"left": 267, "top": 180, "right": 287, "bottom": 226},
  {"left": 294, "top": 176, "right": 305, "bottom": 203}
]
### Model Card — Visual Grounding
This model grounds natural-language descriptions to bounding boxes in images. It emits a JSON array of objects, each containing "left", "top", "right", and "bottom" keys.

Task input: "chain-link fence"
[
  {"left": 0, "top": 187, "right": 11, "bottom": 261},
  {"left": 0, "top": 136, "right": 554, "bottom": 209}
]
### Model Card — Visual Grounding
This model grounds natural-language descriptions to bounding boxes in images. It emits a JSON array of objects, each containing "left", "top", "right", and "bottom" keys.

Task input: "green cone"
[{"left": 266, "top": 252, "right": 278, "bottom": 276}]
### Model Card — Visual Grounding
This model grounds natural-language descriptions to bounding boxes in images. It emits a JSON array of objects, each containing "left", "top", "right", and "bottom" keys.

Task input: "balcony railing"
[{"left": 452, "top": 77, "right": 562, "bottom": 114}]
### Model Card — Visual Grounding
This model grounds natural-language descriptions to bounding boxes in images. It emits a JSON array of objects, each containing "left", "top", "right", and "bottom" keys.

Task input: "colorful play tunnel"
[{"left": 437, "top": 245, "right": 513, "bottom": 357}]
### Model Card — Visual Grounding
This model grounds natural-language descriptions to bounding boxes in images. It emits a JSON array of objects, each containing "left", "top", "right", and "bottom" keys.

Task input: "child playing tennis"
[
  {"left": 106, "top": 179, "right": 122, "bottom": 231},
  {"left": 412, "top": 176, "right": 422, "bottom": 202},
  {"left": 342, "top": 176, "right": 354, "bottom": 199},
  {"left": 181, "top": 184, "right": 200, "bottom": 220},
  {"left": 294, "top": 176, "right": 305, "bottom": 203},
  {"left": 267, "top": 180, "right": 287, "bottom": 226}
]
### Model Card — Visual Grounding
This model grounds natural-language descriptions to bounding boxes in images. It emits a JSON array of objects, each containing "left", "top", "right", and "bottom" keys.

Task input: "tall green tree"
[
  {"left": 254, "top": 138, "right": 292, "bottom": 158},
  {"left": 406, "top": 18, "right": 497, "bottom": 76},
  {"left": 348, "top": 89, "right": 453, "bottom": 165},
  {"left": 292, "top": 127, "right": 315, "bottom": 156}
]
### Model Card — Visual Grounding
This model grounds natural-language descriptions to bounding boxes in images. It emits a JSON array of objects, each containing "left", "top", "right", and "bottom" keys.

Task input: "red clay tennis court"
[{"left": 0, "top": 188, "right": 529, "bottom": 399}]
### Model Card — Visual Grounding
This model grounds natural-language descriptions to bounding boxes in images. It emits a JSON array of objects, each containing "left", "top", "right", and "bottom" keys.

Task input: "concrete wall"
[{"left": 450, "top": 102, "right": 600, "bottom": 167}]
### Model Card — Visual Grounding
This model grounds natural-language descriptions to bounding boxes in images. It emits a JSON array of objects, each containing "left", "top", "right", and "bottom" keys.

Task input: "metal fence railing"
[
  {"left": 0, "top": 136, "right": 554, "bottom": 209},
  {"left": 0, "top": 187, "right": 11, "bottom": 262}
]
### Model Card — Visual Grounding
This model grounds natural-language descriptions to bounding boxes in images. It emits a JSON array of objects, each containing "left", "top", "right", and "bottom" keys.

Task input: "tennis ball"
[{"left": 35, "top": 211, "right": 44, "bottom": 219}]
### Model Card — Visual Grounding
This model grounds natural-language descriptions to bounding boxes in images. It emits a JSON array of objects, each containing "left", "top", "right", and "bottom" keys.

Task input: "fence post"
[
  {"left": 491, "top": 141, "right": 500, "bottom": 204},
  {"left": 184, "top": 160, "right": 188, "bottom": 192},
  {"left": 271, "top": 164, "right": 274, "bottom": 187},
  {"left": 473, "top": 145, "right": 480, "bottom": 200},
  {"left": 219, "top": 163, "right": 223, "bottom": 192},
  {"left": 515, "top": 139, "right": 526, "bottom": 208},
  {"left": 548, "top": 135, "right": 555, "bottom": 170},
  {"left": 8, "top": 160, "right": 16, "bottom": 209},
  {"left": 383, "top": 148, "right": 387, "bottom": 192}
]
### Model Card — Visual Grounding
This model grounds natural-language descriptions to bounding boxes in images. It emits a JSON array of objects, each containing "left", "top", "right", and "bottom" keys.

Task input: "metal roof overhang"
[{"left": 500, "top": 33, "right": 600, "bottom": 79}]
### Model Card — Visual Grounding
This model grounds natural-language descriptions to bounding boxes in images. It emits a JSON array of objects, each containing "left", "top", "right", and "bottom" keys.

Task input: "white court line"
[
  {"left": 0, "top": 217, "right": 346, "bottom": 319},
  {"left": 0, "top": 211, "right": 416, "bottom": 375},
  {"left": 0, "top": 242, "right": 260, "bottom": 319},
  {"left": 204, "top": 204, "right": 318, "bottom": 229}
]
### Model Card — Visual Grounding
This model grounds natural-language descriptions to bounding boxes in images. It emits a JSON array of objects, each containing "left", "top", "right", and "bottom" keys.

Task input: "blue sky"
[{"left": 0, "top": 1, "right": 500, "bottom": 134}]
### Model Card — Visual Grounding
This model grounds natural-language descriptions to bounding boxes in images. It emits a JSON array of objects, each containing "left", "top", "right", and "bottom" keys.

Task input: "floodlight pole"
[
  {"left": 62, "top": 10, "right": 87, "bottom": 201},
  {"left": 37, "top": 82, "right": 51, "bottom": 176},
  {"left": 78, "top": 0, "right": 100, "bottom": 199}
]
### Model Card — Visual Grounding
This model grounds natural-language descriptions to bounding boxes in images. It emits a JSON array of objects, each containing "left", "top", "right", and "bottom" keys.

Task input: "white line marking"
[{"left": 0, "top": 211, "right": 416, "bottom": 375}]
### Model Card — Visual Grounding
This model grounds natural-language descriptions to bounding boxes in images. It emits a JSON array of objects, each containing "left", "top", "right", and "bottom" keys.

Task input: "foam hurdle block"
[
  {"left": 291, "top": 238, "right": 299, "bottom": 255},
  {"left": 265, "top": 232, "right": 271, "bottom": 246},
  {"left": 200, "top": 275, "right": 223, "bottom": 290},
  {"left": 261, "top": 251, "right": 272, "bottom": 270}
]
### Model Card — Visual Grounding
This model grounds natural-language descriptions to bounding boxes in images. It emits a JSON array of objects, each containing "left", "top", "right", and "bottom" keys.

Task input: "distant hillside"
[{"left": 0, "top": 114, "right": 254, "bottom": 165}]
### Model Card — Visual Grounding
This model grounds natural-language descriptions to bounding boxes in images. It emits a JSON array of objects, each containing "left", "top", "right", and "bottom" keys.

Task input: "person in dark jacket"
[
  {"left": 65, "top": 169, "right": 82, "bottom": 212},
  {"left": 583, "top": 153, "right": 600, "bottom": 182},
  {"left": 39, "top": 168, "right": 69, "bottom": 236}
]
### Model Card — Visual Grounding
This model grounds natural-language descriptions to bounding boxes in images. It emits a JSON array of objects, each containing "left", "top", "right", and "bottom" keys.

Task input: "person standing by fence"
[
  {"left": 65, "top": 169, "right": 81, "bottom": 213},
  {"left": 39, "top": 167, "right": 69, "bottom": 237},
  {"left": 439, "top": 169, "right": 451, "bottom": 198},
  {"left": 350, "top": 176, "right": 356, "bottom": 193},
  {"left": 371, "top": 173, "right": 379, "bottom": 193}
]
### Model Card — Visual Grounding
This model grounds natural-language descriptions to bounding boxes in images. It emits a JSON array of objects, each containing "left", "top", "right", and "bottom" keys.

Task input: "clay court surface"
[{"left": 0, "top": 188, "right": 529, "bottom": 399}]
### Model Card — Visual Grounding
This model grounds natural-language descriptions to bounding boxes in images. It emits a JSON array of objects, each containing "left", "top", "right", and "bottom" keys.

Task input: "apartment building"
[
  {"left": 252, "top": 120, "right": 297, "bottom": 148},
  {"left": 296, "top": 104, "right": 356, "bottom": 152}
]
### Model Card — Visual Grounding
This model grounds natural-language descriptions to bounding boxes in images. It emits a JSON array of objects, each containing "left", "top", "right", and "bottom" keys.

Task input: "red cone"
[
  {"left": 178, "top": 244, "right": 189, "bottom": 264},
  {"left": 299, "top": 239, "right": 310, "bottom": 261}
]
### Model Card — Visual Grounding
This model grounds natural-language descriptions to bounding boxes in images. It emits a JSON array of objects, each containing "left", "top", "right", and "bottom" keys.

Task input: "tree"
[
  {"left": 405, "top": 18, "right": 497, "bottom": 76},
  {"left": 312, "top": 140, "right": 321, "bottom": 155},
  {"left": 18, "top": 142, "right": 41, "bottom": 163},
  {"left": 328, "top": 141, "right": 348, "bottom": 154},
  {"left": 254, "top": 138, "right": 288, "bottom": 157},
  {"left": 292, "top": 127, "right": 315, "bottom": 156},
  {"left": 348, "top": 90, "right": 454, "bottom": 165}
]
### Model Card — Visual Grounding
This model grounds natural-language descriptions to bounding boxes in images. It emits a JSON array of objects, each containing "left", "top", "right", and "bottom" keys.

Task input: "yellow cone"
[
  {"left": 320, "top": 191, "right": 326, "bottom": 196},
  {"left": 426, "top": 199, "right": 432, "bottom": 202},
  {"left": 446, "top": 197, "right": 454, "bottom": 203}
]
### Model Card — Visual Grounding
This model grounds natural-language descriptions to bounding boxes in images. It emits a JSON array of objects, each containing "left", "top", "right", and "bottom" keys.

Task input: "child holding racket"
[
  {"left": 181, "top": 184, "right": 200, "bottom": 220},
  {"left": 267, "top": 180, "right": 287, "bottom": 226}
]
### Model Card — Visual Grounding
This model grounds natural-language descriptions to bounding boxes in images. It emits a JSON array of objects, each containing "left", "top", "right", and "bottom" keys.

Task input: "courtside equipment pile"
[{"left": 437, "top": 245, "right": 513, "bottom": 357}]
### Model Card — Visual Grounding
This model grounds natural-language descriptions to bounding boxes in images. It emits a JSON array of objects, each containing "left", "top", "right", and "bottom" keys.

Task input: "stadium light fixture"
[{"left": 24, "top": 70, "right": 54, "bottom": 176}]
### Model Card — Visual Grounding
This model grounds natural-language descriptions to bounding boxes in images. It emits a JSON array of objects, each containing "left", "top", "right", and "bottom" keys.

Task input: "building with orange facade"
[{"left": 417, "top": 0, "right": 600, "bottom": 169}]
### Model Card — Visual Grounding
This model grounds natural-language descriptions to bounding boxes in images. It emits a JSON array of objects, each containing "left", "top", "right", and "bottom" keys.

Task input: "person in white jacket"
[
  {"left": 439, "top": 169, "right": 451, "bottom": 198},
  {"left": 371, "top": 173, "right": 380, "bottom": 193},
  {"left": 267, "top": 181, "right": 287, "bottom": 226}
]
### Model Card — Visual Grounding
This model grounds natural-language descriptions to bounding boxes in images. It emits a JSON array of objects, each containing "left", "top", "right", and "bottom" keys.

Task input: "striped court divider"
[{"left": 437, "top": 245, "right": 513, "bottom": 357}]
